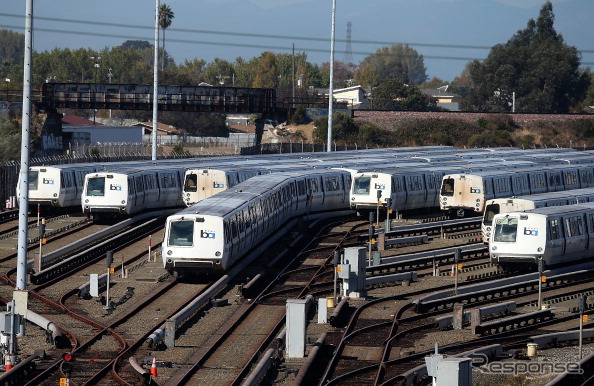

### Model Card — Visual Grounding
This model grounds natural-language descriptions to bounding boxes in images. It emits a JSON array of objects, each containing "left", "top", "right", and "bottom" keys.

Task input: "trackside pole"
[{"left": 148, "top": 235, "right": 152, "bottom": 262}]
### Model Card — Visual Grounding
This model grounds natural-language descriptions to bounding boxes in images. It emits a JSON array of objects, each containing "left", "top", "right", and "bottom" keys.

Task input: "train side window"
[
  {"left": 230, "top": 216, "right": 238, "bottom": 239},
  {"left": 564, "top": 171, "right": 578, "bottom": 185},
  {"left": 565, "top": 216, "right": 583, "bottom": 237},
  {"left": 580, "top": 170, "right": 594, "bottom": 185},
  {"left": 393, "top": 177, "right": 404, "bottom": 193},
  {"left": 549, "top": 219, "right": 561, "bottom": 240}
]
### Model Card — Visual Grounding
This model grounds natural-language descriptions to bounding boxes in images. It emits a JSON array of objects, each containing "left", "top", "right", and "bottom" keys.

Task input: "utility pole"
[
  {"left": 152, "top": 0, "right": 160, "bottom": 161},
  {"left": 16, "top": 0, "right": 34, "bottom": 338},
  {"left": 326, "top": 0, "right": 336, "bottom": 152}
]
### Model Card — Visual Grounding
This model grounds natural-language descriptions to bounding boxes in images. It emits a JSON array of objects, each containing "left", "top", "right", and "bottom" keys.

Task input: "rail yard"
[{"left": 1, "top": 147, "right": 594, "bottom": 385}]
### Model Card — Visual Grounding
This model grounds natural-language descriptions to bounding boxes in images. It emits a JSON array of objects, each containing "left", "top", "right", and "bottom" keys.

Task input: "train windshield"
[
  {"left": 168, "top": 220, "right": 194, "bottom": 246},
  {"left": 28, "top": 171, "right": 39, "bottom": 191},
  {"left": 353, "top": 177, "right": 371, "bottom": 195},
  {"left": 86, "top": 177, "right": 105, "bottom": 197},
  {"left": 440, "top": 178, "right": 455, "bottom": 197},
  {"left": 483, "top": 203, "right": 501, "bottom": 226},
  {"left": 184, "top": 174, "right": 198, "bottom": 192},
  {"left": 493, "top": 217, "right": 518, "bottom": 242}
]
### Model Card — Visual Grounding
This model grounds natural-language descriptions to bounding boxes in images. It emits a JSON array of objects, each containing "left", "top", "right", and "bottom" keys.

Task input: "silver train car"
[
  {"left": 481, "top": 188, "right": 594, "bottom": 242},
  {"left": 348, "top": 158, "right": 536, "bottom": 214},
  {"left": 181, "top": 157, "right": 428, "bottom": 206},
  {"left": 82, "top": 165, "right": 190, "bottom": 216},
  {"left": 489, "top": 202, "right": 594, "bottom": 270},
  {"left": 439, "top": 162, "right": 594, "bottom": 217},
  {"left": 162, "top": 169, "right": 352, "bottom": 275}
]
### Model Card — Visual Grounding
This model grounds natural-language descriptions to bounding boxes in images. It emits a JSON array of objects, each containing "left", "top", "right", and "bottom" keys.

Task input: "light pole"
[
  {"left": 90, "top": 56, "right": 102, "bottom": 83},
  {"left": 108, "top": 68, "right": 113, "bottom": 119}
]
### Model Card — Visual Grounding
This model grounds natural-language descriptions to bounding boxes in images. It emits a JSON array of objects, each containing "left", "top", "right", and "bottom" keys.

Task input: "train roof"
[
  {"left": 487, "top": 188, "right": 594, "bottom": 204},
  {"left": 496, "top": 202, "right": 594, "bottom": 217},
  {"left": 173, "top": 168, "right": 351, "bottom": 218}
]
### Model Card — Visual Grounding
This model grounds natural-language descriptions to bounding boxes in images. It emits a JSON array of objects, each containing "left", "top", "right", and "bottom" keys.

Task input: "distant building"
[
  {"left": 420, "top": 85, "right": 460, "bottom": 111},
  {"left": 321, "top": 85, "right": 368, "bottom": 109},
  {"left": 61, "top": 115, "right": 142, "bottom": 149}
]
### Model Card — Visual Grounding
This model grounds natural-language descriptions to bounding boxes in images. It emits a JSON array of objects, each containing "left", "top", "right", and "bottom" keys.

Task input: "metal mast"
[
  {"left": 327, "top": 0, "right": 336, "bottom": 152},
  {"left": 152, "top": 0, "right": 160, "bottom": 160}
]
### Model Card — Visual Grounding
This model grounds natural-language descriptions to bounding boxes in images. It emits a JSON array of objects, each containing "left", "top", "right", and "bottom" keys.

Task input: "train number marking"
[
  {"left": 213, "top": 182, "right": 225, "bottom": 189},
  {"left": 470, "top": 187, "right": 482, "bottom": 194},
  {"left": 109, "top": 184, "right": 122, "bottom": 191},
  {"left": 42, "top": 178, "right": 54, "bottom": 184},
  {"left": 374, "top": 183, "right": 386, "bottom": 190},
  {"left": 524, "top": 227, "right": 539, "bottom": 236}
]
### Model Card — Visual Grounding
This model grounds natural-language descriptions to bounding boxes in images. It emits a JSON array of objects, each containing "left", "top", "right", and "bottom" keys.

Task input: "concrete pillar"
[
  {"left": 452, "top": 303, "right": 464, "bottom": 330},
  {"left": 286, "top": 299, "right": 307, "bottom": 358}
]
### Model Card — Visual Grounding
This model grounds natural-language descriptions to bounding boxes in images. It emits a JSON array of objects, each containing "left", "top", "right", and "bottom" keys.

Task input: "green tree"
[
  {"left": 313, "top": 112, "right": 358, "bottom": 142},
  {"left": 462, "top": 1, "right": 590, "bottom": 113},
  {"left": 159, "top": 4, "right": 175, "bottom": 70},
  {"left": 253, "top": 52, "right": 278, "bottom": 88},
  {"left": 360, "top": 44, "right": 427, "bottom": 85},
  {"left": 372, "top": 79, "right": 437, "bottom": 111}
]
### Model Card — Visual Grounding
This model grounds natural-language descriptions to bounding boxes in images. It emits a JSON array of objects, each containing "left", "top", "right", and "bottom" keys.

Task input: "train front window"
[
  {"left": 184, "top": 174, "right": 198, "bottom": 192},
  {"left": 353, "top": 177, "right": 371, "bottom": 195},
  {"left": 86, "top": 177, "right": 105, "bottom": 197},
  {"left": 168, "top": 220, "right": 194, "bottom": 246},
  {"left": 28, "top": 171, "right": 39, "bottom": 191},
  {"left": 483, "top": 203, "right": 500, "bottom": 226},
  {"left": 493, "top": 217, "right": 518, "bottom": 242},
  {"left": 440, "top": 178, "right": 454, "bottom": 197}
]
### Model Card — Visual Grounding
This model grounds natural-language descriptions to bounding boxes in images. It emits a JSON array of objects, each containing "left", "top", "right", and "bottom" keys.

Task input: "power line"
[
  {"left": 0, "top": 23, "right": 488, "bottom": 62},
  {"left": 0, "top": 12, "right": 593, "bottom": 64}
]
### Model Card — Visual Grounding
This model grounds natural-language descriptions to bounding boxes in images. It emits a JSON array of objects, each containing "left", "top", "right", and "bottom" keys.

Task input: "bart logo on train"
[
  {"left": 470, "top": 187, "right": 481, "bottom": 194},
  {"left": 374, "top": 183, "right": 386, "bottom": 190},
  {"left": 213, "top": 182, "right": 225, "bottom": 189},
  {"left": 200, "top": 230, "right": 215, "bottom": 239},
  {"left": 43, "top": 178, "right": 54, "bottom": 184},
  {"left": 524, "top": 228, "right": 539, "bottom": 236},
  {"left": 109, "top": 184, "right": 122, "bottom": 191}
]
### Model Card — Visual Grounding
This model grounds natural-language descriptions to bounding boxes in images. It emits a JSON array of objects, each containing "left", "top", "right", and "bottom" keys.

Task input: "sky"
[{"left": 1, "top": 0, "right": 592, "bottom": 82}]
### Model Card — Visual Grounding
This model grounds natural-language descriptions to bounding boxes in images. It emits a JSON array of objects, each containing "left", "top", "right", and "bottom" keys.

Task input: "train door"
[
  {"left": 134, "top": 176, "right": 145, "bottom": 208},
  {"left": 528, "top": 172, "right": 547, "bottom": 194},
  {"left": 511, "top": 174, "right": 530, "bottom": 197},
  {"left": 390, "top": 175, "right": 406, "bottom": 210},
  {"left": 546, "top": 170, "right": 563, "bottom": 192},
  {"left": 127, "top": 177, "right": 137, "bottom": 209},
  {"left": 562, "top": 212, "right": 587, "bottom": 260},
  {"left": 546, "top": 216, "right": 565, "bottom": 263},
  {"left": 403, "top": 173, "right": 426, "bottom": 210}
]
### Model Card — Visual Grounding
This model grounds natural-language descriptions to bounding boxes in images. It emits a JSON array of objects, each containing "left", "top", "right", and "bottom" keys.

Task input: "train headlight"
[
  {"left": 476, "top": 199, "right": 480, "bottom": 202},
  {"left": 491, "top": 246, "right": 497, "bottom": 251},
  {"left": 486, "top": 232, "right": 491, "bottom": 238},
  {"left": 121, "top": 200, "right": 125, "bottom": 204},
  {"left": 53, "top": 193, "right": 58, "bottom": 197},
  {"left": 215, "top": 251, "right": 221, "bottom": 256},
  {"left": 167, "top": 250, "right": 172, "bottom": 255},
  {"left": 486, "top": 227, "right": 491, "bottom": 232},
  {"left": 476, "top": 203, "right": 480, "bottom": 207},
  {"left": 351, "top": 197, "right": 355, "bottom": 201},
  {"left": 537, "top": 247, "right": 543, "bottom": 252},
  {"left": 85, "top": 199, "right": 89, "bottom": 203}
]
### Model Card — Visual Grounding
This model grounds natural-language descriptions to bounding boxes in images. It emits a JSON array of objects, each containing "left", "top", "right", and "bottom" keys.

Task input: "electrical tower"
[{"left": 344, "top": 21, "right": 353, "bottom": 64}]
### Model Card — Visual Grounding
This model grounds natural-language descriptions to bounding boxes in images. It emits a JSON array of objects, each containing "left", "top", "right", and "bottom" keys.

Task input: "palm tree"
[{"left": 159, "top": 4, "right": 174, "bottom": 70}]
